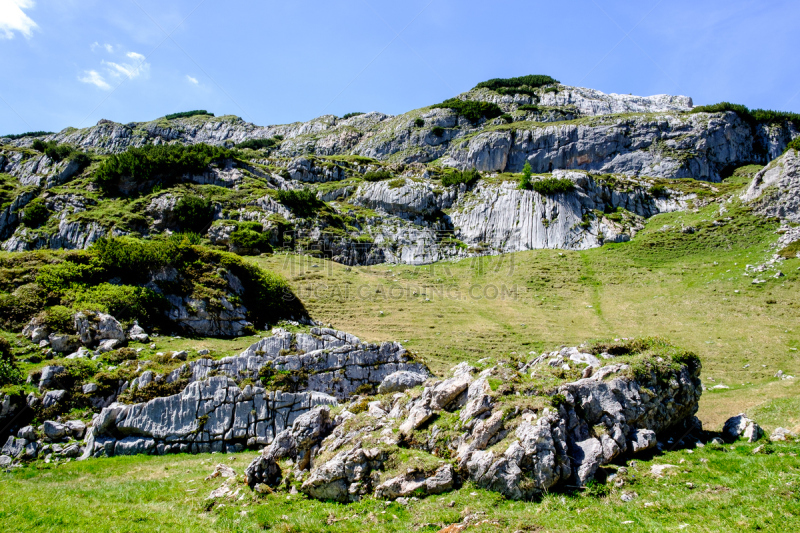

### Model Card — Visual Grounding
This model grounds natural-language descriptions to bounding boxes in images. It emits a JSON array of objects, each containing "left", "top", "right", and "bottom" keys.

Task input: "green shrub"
[
  {"left": 475, "top": 75, "right": 560, "bottom": 92},
  {"left": 36, "top": 260, "right": 102, "bottom": 294},
  {"left": 0, "top": 357, "right": 22, "bottom": 387},
  {"left": 785, "top": 137, "right": 800, "bottom": 153},
  {"left": 41, "top": 305, "right": 75, "bottom": 333},
  {"left": 414, "top": 118, "right": 424, "bottom": 127},
  {"left": 692, "top": 102, "right": 800, "bottom": 128},
  {"left": 3, "top": 131, "right": 53, "bottom": 141},
  {"left": 650, "top": 184, "right": 669, "bottom": 197},
  {"left": 431, "top": 99, "right": 503, "bottom": 124},
  {"left": 94, "top": 143, "right": 233, "bottom": 193},
  {"left": 32, "top": 139, "right": 74, "bottom": 162},
  {"left": 65, "top": 284, "right": 167, "bottom": 326},
  {"left": 0, "top": 337, "right": 10, "bottom": 362},
  {"left": 0, "top": 284, "right": 47, "bottom": 330},
  {"left": 20, "top": 198, "right": 50, "bottom": 228},
  {"left": 275, "top": 188, "right": 324, "bottom": 218},
  {"left": 91, "top": 237, "right": 182, "bottom": 277},
  {"left": 68, "top": 151, "right": 92, "bottom": 172},
  {"left": 500, "top": 114, "right": 513, "bottom": 123},
  {"left": 388, "top": 178, "right": 406, "bottom": 189},
  {"left": 531, "top": 177, "right": 575, "bottom": 195},
  {"left": 363, "top": 170, "right": 393, "bottom": 182},
  {"left": 174, "top": 195, "right": 214, "bottom": 233},
  {"left": 431, "top": 126, "right": 445, "bottom": 137},
  {"left": 341, "top": 112, "right": 365, "bottom": 120},
  {"left": 102, "top": 347, "right": 138, "bottom": 364},
  {"left": 518, "top": 104, "right": 540, "bottom": 112},
  {"left": 230, "top": 229, "right": 272, "bottom": 255},
  {"left": 441, "top": 169, "right": 481, "bottom": 188},
  {"left": 236, "top": 137, "right": 282, "bottom": 150},
  {"left": 168, "top": 232, "right": 202, "bottom": 245},
  {"left": 518, "top": 162, "right": 533, "bottom": 190},
  {"left": 165, "top": 110, "right": 214, "bottom": 120}
]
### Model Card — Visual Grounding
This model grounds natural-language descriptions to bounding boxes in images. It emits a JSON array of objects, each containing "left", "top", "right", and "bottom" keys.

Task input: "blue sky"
[{"left": 1, "top": 0, "right": 799, "bottom": 135}]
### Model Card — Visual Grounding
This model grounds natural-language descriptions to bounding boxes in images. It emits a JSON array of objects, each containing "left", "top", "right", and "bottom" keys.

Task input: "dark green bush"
[
  {"left": 363, "top": 170, "right": 393, "bottom": 182},
  {"left": 102, "top": 347, "right": 138, "bottom": 364},
  {"left": 32, "top": 139, "right": 74, "bottom": 162},
  {"left": 785, "top": 137, "right": 800, "bottom": 153},
  {"left": 441, "top": 169, "right": 481, "bottom": 187},
  {"left": 500, "top": 114, "right": 513, "bottom": 123},
  {"left": 20, "top": 198, "right": 51, "bottom": 228},
  {"left": 692, "top": 102, "right": 800, "bottom": 128},
  {"left": 91, "top": 237, "right": 182, "bottom": 278},
  {"left": 531, "top": 177, "right": 575, "bottom": 195},
  {"left": 174, "top": 195, "right": 214, "bottom": 233},
  {"left": 475, "top": 75, "right": 560, "bottom": 92},
  {"left": 341, "top": 112, "right": 365, "bottom": 120},
  {"left": 431, "top": 99, "right": 503, "bottom": 124},
  {"left": 36, "top": 260, "right": 103, "bottom": 294},
  {"left": 236, "top": 137, "right": 282, "bottom": 150},
  {"left": 41, "top": 305, "right": 75, "bottom": 333},
  {"left": 414, "top": 118, "right": 424, "bottom": 127},
  {"left": 68, "top": 151, "right": 92, "bottom": 172},
  {"left": 431, "top": 126, "right": 445, "bottom": 137},
  {"left": 94, "top": 143, "right": 233, "bottom": 193},
  {"left": 649, "top": 184, "right": 669, "bottom": 197},
  {"left": 275, "top": 188, "right": 324, "bottom": 218},
  {"left": 3, "top": 131, "right": 53, "bottom": 140},
  {"left": 165, "top": 110, "right": 214, "bottom": 120},
  {"left": 518, "top": 162, "right": 533, "bottom": 190},
  {"left": 65, "top": 283, "right": 167, "bottom": 326},
  {"left": 0, "top": 285, "right": 47, "bottom": 330},
  {"left": 230, "top": 228, "right": 272, "bottom": 255}
]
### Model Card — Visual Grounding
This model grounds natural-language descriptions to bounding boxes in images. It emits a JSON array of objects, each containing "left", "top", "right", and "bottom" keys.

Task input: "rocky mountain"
[{"left": 1, "top": 77, "right": 798, "bottom": 267}]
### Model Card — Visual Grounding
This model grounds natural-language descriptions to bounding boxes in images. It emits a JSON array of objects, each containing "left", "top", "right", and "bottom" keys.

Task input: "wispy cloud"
[
  {"left": 91, "top": 42, "right": 114, "bottom": 53},
  {"left": 79, "top": 50, "right": 149, "bottom": 90},
  {"left": 79, "top": 70, "right": 111, "bottom": 90},
  {"left": 186, "top": 75, "right": 198, "bottom": 85},
  {"left": 0, "top": 0, "right": 38, "bottom": 39}
]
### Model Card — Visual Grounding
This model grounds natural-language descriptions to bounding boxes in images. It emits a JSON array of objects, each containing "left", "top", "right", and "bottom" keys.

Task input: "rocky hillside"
[{"left": 1, "top": 76, "right": 799, "bottom": 267}]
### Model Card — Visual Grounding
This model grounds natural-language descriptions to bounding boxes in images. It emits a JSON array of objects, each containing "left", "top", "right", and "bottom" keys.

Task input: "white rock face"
[
  {"left": 166, "top": 327, "right": 429, "bottom": 400},
  {"left": 743, "top": 148, "right": 800, "bottom": 223},
  {"left": 87, "top": 377, "right": 338, "bottom": 457}
]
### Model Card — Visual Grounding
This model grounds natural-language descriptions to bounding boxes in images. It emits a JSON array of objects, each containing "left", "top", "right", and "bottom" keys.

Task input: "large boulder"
[
  {"left": 377, "top": 371, "right": 428, "bottom": 394},
  {"left": 723, "top": 414, "right": 763, "bottom": 443},
  {"left": 300, "top": 444, "right": 388, "bottom": 503},
  {"left": 74, "top": 311, "right": 125, "bottom": 347}
]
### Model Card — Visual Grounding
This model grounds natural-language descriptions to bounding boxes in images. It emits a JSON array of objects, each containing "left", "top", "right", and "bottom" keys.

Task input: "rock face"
[
  {"left": 86, "top": 376, "right": 338, "bottom": 457},
  {"left": 165, "top": 327, "right": 430, "bottom": 399},
  {"left": 299, "top": 348, "right": 702, "bottom": 503},
  {"left": 743, "top": 148, "right": 800, "bottom": 223}
]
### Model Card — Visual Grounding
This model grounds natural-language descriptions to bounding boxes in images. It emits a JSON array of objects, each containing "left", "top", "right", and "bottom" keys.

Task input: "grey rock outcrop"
[
  {"left": 743, "top": 148, "right": 800, "bottom": 223},
  {"left": 300, "top": 444, "right": 388, "bottom": 503},
  {"left": 165, "top": 327, "right": 430, "bottom": 399},
  {"left": 86, "top": 376, "right": 338, "bottom": 457},
  {"left": 377, "top": 370, "right": 428, "bottom": 394}
]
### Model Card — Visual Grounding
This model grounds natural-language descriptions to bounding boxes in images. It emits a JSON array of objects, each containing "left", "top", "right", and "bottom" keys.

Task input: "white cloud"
[
  {"left": 79, "top": 70, "right": 111, "bottom": 90},
  {"left": 0, "top": 0, "right": 38, "bottom": 39},
  {"left": 102, "top": 51, "right": 150, "bottom": 80},
  {"left": 186, "top": 75, "right": 198, "bottom": 85},
  {"left": 91, "top": 42, "right": 114, "bottom": 53}
]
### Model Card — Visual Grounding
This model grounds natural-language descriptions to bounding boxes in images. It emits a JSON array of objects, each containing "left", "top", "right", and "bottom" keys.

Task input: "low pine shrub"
[
  {"left": 275, "top": 188, "right": 323, "bottom": 218},
  {"left": 165, "top": 110, "right": 214, "bottom": 120},
  {"left": 64, "top": 283, "right": 167, "bottom": 326},
  {"left": 531, "top": 177, "right": 575, "bottom": 195},
  {"left": 230, "top": 228, "right": 272, "bottom": 255},
  {"left": 20, "top": 198, "right": 50, "bottom": 228},
  {"left": 785, "top": 137, "right": 800, "bottom": 153},
  {"left": 414, "top": 118, "right": 424, "bottom": 127},
  {"left": 32, "top": 139, "right": 75, "bottom": 162},
  {"left": 441, "top": 169, "right": 481, "bottom": 187},
  {"left": 95, "top": 143, "right": 233, "bottom": 193},
  {"left": 692, "top": 102, "right": 800, "bottom": 128},
  {"left": 342, "top": 112, "right": 365, "bottom": 119},
  {"left": 431, "top": 99, "right": 503, "bottom": 124},
  {"left": 236, "top": 137, "right": 282, "bottom": 150},
  {"left": 475, "top": 75, "right": 560, "bottom": 92},
  {"left": 173, "top": 195, "right": 214, "bottom": 233},
  {"left": 363, "top": 170, "right": 393, "bottom": 182},
  {"left": 500, "top": 114, "right": 513, "bottom": 123},
  {"left": 431, "top": 126, "right": 445, "bottom": 137},
  {"left": 3, "top": 131, "right": 52, "bottom": 140},
  {"left": 649, "top": 184, "right": 669, "bottom": 197}
]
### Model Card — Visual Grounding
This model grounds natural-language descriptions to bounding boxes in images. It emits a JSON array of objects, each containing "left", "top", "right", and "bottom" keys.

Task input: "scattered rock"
[
  {"left": 206, "top": 463, "right": 237, "bottom": 480},
  {"left": 650, "top": 464, "right": 676, "bottom": 477},
  {"left": 722, "top": 414, "right": 763, "bottom": 443},
  {"left": 770, "top": 427, "right": 795, "bottom": 442},
  {"left": 377, "top": 371, "right": 428, "bottom": 394}
]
